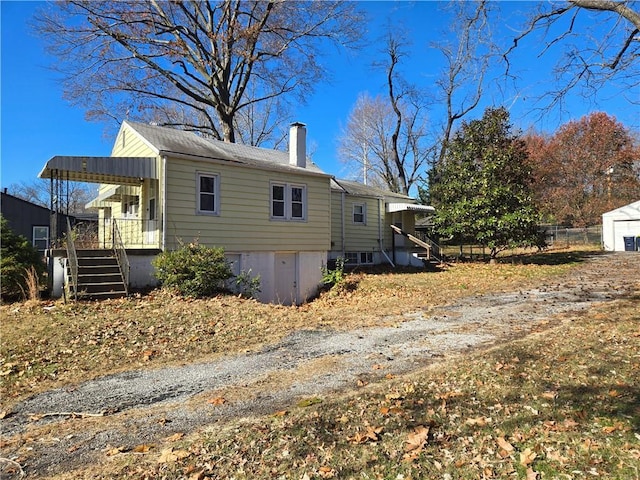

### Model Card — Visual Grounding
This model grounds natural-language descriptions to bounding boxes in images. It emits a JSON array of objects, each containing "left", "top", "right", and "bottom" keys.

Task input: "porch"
[{"left": 38, "top": 155, "right": 162, "bottom": 299}]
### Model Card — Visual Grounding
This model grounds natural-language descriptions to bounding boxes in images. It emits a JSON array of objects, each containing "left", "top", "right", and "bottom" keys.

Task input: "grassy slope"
[{"left": 1, "top": 248, "right": 639, "bottom": 479}]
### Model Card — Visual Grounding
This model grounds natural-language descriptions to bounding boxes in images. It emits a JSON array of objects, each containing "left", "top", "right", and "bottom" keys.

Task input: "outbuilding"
[{"left": 602, "top": 200, "right": 640, "bottom": 251}]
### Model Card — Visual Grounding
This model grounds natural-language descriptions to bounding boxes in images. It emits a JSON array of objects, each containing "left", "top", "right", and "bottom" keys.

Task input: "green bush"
[
  {"left": 1, "top": 215, "right": 45, "bottom": 301},
  {"left": 233, "top": 269, "right": 261, "bottom": 299},
  {"left": 152, "top": 241, "right": 233, "bottom": 298},
  {"left": 321, "top": 257, "right": 346, "bottom": 288}
]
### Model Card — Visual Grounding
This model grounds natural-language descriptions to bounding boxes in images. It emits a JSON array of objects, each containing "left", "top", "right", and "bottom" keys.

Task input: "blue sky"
[{"left": 2, "top": 1, "right": 638, "bottom": 192}]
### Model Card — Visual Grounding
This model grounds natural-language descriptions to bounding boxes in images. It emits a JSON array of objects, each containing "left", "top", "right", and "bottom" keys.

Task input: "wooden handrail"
[{"left": 390, "top": 224, "right": 431, "bottom": 255}]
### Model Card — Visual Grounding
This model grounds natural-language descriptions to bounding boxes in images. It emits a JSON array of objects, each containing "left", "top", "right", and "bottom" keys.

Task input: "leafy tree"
[
  {"left": 429, "top": 107, "right": 541, "bottom": 260},
  {"left": 35, "top": 1, "right": 364, "bottom": 144},
  {"left": 1, "top": 216, "right": 46, "bottom": 300},
  {"left": 525, "top": 112, "right": 640, "bottom": 226}
]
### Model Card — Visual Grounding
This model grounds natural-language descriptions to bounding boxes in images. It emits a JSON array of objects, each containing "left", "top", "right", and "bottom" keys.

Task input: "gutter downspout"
[
  {"left": 379, "top": 198, "right": 395, "bottom": 267},
  {"left": 161, "top": 155, "right": 167, "bottom": 251},
  {"left": 341, "top": 191, "right": 346, "bottom": 257}
]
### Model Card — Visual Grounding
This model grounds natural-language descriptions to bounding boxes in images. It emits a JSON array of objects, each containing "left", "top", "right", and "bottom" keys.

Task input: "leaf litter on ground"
[{"left": 1, "top": 248, "right": 639, "bottom": 480}]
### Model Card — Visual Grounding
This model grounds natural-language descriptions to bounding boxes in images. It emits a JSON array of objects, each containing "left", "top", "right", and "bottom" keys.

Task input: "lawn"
[
  {"left": 1, "top": 247, "right": 638, "bottom": 479},
  {"left": 89, "top": 295, "right": 638, "bottom": 480}
]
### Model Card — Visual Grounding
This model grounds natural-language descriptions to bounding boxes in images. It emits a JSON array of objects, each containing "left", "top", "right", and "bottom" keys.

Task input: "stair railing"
[
  {"left": 65, "top": 218, "right": 79, "bottom": 299},
  {"left": 112, "top": 219, "right": 130, "bottom": 295},
  {"left": 417, "top": 234, "right": 446, "bottom": 264}
]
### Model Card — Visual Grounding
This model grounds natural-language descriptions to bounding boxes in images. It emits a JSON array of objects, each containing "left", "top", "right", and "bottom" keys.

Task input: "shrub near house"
[
  {"left": 0, "top": 216, "right": 45, "bottom": 300},
  {"left": 152, "top": 242, "right": 233, "bottom": 298}
]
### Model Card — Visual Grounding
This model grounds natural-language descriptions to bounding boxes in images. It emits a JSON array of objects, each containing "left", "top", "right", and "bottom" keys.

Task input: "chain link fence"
[{"left": 541, "top": 225, "right": 602, "bottom": 247}]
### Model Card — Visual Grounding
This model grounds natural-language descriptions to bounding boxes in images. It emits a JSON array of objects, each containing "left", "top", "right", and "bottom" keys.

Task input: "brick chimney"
[{"left": 289, "top": 122, "right": 307, "bottom": 168}]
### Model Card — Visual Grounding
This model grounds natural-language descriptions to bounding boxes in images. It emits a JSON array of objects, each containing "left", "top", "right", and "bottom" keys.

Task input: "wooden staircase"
[
  {"left": 67, "top": 250, "right": 128, "bottom": 300},
  {"left": 390, "top": 224, "right": 446, "bottom": 265}
]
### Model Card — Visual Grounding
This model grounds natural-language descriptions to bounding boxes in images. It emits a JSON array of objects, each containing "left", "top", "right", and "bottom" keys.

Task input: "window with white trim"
[
  {"left": 345, "top": 251, "right": 373, "bottom": 265},
  {"left": 197, "top": 173, "right": 219, "bottom": 214},
  {"left": 271, "top": 182, "right": 306, "bottom": 221},
  {"left": 33, "top": 226, "right": 49, "bottom": 251},
  {"left": 353, "top": 203, "right": 366, "bottom": 224}
]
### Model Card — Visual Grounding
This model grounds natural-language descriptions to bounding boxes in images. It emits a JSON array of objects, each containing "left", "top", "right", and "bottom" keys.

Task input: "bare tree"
[
  {"left": 432, "top": 0, "right": 496, "bottom": 165},
  {"left": 35, "top": 1, "right": 364, "bottom": 144},
  {"left": 506, "top": 1, "right": 640, "bottom": 109},
  {"left": 7, "top": 179, "right": 96, "bottom": 213},
  {"left": 337, "top": 32, "right": 430, "bottom": 196}
]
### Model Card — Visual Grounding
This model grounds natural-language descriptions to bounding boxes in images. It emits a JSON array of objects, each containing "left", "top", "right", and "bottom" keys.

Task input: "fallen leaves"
[
  {"left": 404, "top": 425, "right": 430, "bottom": 458},
  {"left": 349, "top": 426, "right": 383, "bottom": 444},
  {"left": 520, "top": 447, "right": 537, "bottom": 466},
  {"left": 157, "top": 447, "right": 191, "bottom": 463},
  {"left": 297, "top": 397, "right": 322, "bottom": 408}
]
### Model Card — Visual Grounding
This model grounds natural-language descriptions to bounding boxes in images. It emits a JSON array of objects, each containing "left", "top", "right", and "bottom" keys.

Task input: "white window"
[
  {"left": 271, "top": 182, "right": 306, "bottom": 221},
  {"left": 33, "top": 226, "right": 49, "bottom": 251},
  {"left": 197, "top": 173, "right": 220, "bottom": 215},
  {"left": 123, "top": 198, "right": 139, "bottom": 218},
  {"left": 353, "top": 203, "right": 366, "bottom": 224},
  {"left": 345, "top": 251, "right": 373, "bottom": 265}
]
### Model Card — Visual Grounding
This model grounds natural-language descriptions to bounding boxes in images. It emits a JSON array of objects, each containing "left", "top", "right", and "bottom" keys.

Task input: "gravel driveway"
[{"left": 2, "top": 253, "right": 639, "bottom": 478}]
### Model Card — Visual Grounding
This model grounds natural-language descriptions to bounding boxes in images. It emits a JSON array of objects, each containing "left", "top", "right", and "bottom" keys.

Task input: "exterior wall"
[
  {"left": 602, "top": 202, "right": 640, "bottom": 251},
  {"left": 330, "top": 191, "right": 344, "bottom": 253},
  {"left": 163, "top": 156, "right": 331, "bottom": 252},
  {"left": 604, "top": 220, "right": 640, "bottom": 251},
  {"left": 329, "top": 192, "right": 424, "bottom": 266},
  {"left": 111, "top": 127, "right": 157, "bottom": 157},
  {"left": 1, "top": 192, "right": 54, "bottom": 247},
  {"left": 343, "top": 195, "right": 382, "bottom": 252},
  {"left": 49, "top": 250, "right": 161, "bottom": 298}
]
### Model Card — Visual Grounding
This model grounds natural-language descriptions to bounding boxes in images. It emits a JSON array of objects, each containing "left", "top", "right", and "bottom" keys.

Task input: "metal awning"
[
  {"left": 85, "top": 185, "right": 140, "bottom": 209},
  {"left": 39, "top": 156, "right": 158, "bottom": 185},
  {"left": 386, "top": 202, "right": 435, "bottom": 213}
]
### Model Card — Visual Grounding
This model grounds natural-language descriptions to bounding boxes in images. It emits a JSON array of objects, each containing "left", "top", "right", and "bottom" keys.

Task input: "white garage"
[{"left": 602, "top": 200, "right": 640, "bottom": 251}]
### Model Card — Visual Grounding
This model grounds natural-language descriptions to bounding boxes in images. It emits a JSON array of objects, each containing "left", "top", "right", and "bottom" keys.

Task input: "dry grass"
[
  {"left": 44, "top": 282, "right": 640, "bottom": 480},
  {"left": 2, "top": 247, "right": 640, "bottom": 480},
  {"left": 0, "top": 249, "right": 586, "bottom": 409}
]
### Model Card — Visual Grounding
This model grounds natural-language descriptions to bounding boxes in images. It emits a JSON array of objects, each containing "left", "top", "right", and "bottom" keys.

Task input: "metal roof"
[
  {"left": 386, "top": 202, "right": 435, "bottom": 214},
  {"left": 38, "top": 156, "right": 158, "bottom": 184}
]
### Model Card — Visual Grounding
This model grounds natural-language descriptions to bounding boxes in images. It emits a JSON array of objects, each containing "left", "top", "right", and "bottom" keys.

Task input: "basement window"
[{"left": 345, "top": 251, "right": 373, "bottom": 265}]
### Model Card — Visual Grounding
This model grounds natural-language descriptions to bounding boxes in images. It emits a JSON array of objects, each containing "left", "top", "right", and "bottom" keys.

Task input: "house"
[
  {"left": 329, "top": 179, "right": 434, "bottom": 267},
  {"left": 38, "top": 121, "right": 435, "bottom": 304},
  {"left": 1, "top": 190, "right": 54, "bottom": 252},
  {"left": 602, "top": 200, "right": 640, "bottom": 251},
  {"left": 0, "top": 191, "right": 99, "bottom": 252}
]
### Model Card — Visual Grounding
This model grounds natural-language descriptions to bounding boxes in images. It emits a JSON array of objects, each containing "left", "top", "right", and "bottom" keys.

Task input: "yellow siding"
[
  {"left": 330, "top": 191, "right": 344, "bottom": 251},
  {"left": 163, "top": 157, "right": 331, "bottom": 252},
  {"left": 111, "top": 125, "right": 157, "bottom": 157},
  {"left": 384, "top": 211, "right": 416, "bottom": 247},
  {"left": 343, "top": 196, "right": 381, "bottom": 252},
  {"left": 94, "top": 124, "right": 163, "bottom": 248}
]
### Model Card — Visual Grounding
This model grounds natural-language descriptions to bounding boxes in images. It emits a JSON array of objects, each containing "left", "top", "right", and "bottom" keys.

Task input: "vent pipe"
[{"left": 289, "top": 122, "right": 307, "bottom": 168}]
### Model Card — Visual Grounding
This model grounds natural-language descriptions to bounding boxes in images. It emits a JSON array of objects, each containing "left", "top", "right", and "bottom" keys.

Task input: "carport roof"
[{"left": 38, "top": 156, "right": 158, "bottom": 185}]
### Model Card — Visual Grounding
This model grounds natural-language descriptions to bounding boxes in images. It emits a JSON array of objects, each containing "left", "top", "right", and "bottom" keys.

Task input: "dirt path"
[{"left": 2, "top": 253, "right": 639, "bottom": 478}]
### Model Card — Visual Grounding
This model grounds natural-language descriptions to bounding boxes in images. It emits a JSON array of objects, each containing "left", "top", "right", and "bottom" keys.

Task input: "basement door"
[{"left": 275, "top": 253, "right": 297, "bottom": 306}]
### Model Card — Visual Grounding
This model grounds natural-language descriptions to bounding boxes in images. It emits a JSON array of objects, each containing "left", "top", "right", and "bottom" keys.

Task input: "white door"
[
  {"left": 613, "top": 220, "right": 640, "bottom": 251},
  {"left": 275, "top": 253, "right": 297, "bottom": 305}
]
